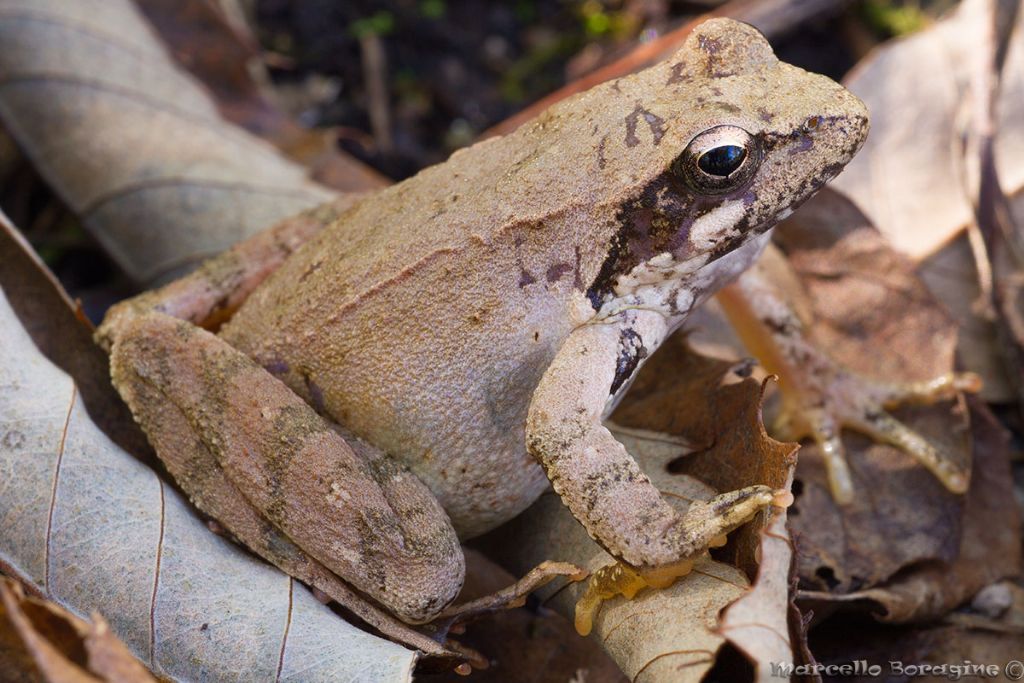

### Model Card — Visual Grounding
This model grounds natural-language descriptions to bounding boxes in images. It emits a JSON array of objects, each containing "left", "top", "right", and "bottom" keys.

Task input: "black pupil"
[{"left": 698, "top": 145, "right": 746, "bottom": 177}]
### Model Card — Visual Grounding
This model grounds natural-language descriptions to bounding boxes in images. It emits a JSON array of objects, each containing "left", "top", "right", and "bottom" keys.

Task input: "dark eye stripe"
[
  {"left": 675, "top": 124, "right": 760, "bottom": 195},
  {"left": 698, "top": 145, "right": 746, "bottom": 177}
]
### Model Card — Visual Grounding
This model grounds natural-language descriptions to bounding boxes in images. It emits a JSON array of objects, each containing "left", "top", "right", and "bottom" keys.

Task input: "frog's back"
[{"left": 219, "top": 123, "right": 608, "bottom": 537}]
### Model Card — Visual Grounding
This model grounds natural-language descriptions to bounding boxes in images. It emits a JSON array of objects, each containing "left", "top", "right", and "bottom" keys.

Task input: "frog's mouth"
[
  {"left": 593, "top": 228, "right": 774, "bottom": 324},
  {"left": 689, "top": 203, "right": 792, "bottom": 264}
]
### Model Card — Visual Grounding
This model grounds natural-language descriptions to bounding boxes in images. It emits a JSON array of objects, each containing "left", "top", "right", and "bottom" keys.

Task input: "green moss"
[
  {"left": 859, "top": 0, "right": 930, "bottom": 36},
  {"left": 419, "top": 0, "right": 446, "bottom": 19},
  {"left": 350, "top": 11, "right": 395, "bottom": 39},
  {"left": 580, "top": 1, "right": 638, "bottom": 39}
]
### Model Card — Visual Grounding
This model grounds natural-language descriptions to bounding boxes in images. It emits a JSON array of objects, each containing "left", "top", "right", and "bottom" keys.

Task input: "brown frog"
[{"left": 98, "top": 19, "right": 868, "bottom": 631}]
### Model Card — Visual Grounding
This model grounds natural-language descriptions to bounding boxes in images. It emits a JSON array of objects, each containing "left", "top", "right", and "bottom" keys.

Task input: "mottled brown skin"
[{"left": 100, "top": 20, "right": 868, "bottom": 625}]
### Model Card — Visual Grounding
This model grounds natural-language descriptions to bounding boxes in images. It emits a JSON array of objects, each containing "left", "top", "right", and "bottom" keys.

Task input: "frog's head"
[{"left": 561, "top": 18, "right": 869, "bottom": 313}]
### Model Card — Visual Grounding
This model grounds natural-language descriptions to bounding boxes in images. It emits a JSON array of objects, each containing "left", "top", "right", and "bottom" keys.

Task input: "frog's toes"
[
  {"left": 874, "top": 371, "right": 982, "bottom": 406},
  {"left": 574, "top": 561, "right": 671, "bottom": 636},
  {"left": 776, "top": 406, "right": 855, "bottom": 503},
  {"left": 437, "top": 560, "right": 585, "bottom": 626},
  {"left": 849, "top": 408, "right": 970, "bottom": 494},
  {"left": 674, "top": 484, "right": 777, "bottom": 555},
  {"left": 573, "top": 484, "right": 784, "bottom": 636},
  {"left": 774, "top": 368, "right": 978, "bottom": 503}
]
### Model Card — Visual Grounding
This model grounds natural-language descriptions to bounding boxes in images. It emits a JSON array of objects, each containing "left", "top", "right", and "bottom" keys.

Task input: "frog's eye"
[
  {"left": 674, "top": 125, "right": 761, "bottom": 195},
  {"left": 698, "top": 145, "right": 746, "bottom": 176}
]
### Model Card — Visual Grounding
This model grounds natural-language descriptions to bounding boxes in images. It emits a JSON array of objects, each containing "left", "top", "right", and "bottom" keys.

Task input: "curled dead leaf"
[
  {"left": 0, "top": 577, "right": 156, "bottom": 683},
  {"left": 834, "top": 3, "right": 1024, "bottom": 260}
]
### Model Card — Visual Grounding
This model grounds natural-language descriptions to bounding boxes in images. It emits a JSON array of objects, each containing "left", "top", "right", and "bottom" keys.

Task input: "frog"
[{"left": 96, "top": 18, "right": 869, "bottom": 638}]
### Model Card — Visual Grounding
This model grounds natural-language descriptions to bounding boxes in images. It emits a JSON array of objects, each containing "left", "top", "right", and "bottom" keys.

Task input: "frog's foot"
[
  {"left": 435, "top": 561, "right": 586, "bottom": 625},
  {"left": 773, "top": 363, "right": 981, "bottom": 504},
  {"left": 573, "top": 486, "right": 790, "bottom": 636},
  {"left": 718, "top": 262, "right": 980, "bottom": 505}
]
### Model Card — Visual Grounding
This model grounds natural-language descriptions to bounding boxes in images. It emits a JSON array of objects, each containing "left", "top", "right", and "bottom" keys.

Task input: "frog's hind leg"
[
  {"left": 108, "top": 310, "right": 464, "bottom": 627},
  {"left": 717, "top": 255, "right": 979, "bottom": 504},
  {"left": 96, "top": 196, "right": 358, "bottom": 350}
]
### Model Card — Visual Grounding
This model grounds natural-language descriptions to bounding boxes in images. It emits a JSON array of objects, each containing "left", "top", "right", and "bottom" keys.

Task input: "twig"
[
  {"left": 360, "top": 32, "right": 394, "bottom": 155},
  {"left": 960, "top": 0, "right": 1024, "bottom": 408}
]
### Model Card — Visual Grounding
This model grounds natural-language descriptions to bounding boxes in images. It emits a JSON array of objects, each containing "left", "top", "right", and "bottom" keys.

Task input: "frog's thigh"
[
  {"left": 526, "top": 319, "right": 774, "bottom": 569},
  {"left": 109, "top": 312, "right": 463, "bottom": 624}
]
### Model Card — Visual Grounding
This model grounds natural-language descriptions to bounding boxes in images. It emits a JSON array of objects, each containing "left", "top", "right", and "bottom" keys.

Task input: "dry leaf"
[
  {"left": 134, "top": 0, "right": 389, "bottom": 192},
  {"left": 772, "top": 190, "right": 966, "bottom": 391},
  {"left": 0, "top": 576, "right": 156, "bottom": 683},
  {"left": 833, "top": 3, "right": 1024, "bottom": 260},
  {"left": 801, "top": 397, "right": 1021, "bottom": 623},
  {"left": 760, "top": 189, "right": 976, "bottom": 594},
  {"left": 809, "top": 579, "right": 1024, "bottom": 676},
  {"left": 483, "top": 341, "right": 798, "bottom": 682},
  {"left": 0, "top": 211, "right": 417, "bottom": 682},
  {"left": 917, "top": 236, "right": 1014, "bottom": 402},
  {"left": 0, "top": 202, "right": 153, "bottom": 463},
  {"left": 0, "top": 0, "right": 337, "bottom": 284},
  {"left": 717, "top": 498, "right": 797, "bottom": 683}
]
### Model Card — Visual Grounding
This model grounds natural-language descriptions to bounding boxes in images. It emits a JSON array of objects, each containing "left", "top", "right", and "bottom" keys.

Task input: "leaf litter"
[
  {"left": 0, "top": 210, "right": 418, "bottom": 683},
  {"left": 2, "top": 0, "right": 1024, "bottom": 680}
]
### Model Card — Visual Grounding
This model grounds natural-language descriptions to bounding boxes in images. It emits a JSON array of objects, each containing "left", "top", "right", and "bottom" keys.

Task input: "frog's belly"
[
  {"left": 368, "top": 354, "right": 555, "bottom": 539},
  {"left": 350, "top": 332, "right": 561, "bottom": 537},
  {"left": 223, "top": 262, "right": 576, "bottom": 538},
  {"left": 290, "top": 327, "right": 560, "bottom": 538}
]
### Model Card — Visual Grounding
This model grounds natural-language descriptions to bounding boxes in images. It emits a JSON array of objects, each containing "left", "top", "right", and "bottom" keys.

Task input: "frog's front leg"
[
  {"left": 107, "top": 311, "right": 464, "bottom": 625},
  {"left": 526, "top": 311, "right": 776, "bottom": 573}
]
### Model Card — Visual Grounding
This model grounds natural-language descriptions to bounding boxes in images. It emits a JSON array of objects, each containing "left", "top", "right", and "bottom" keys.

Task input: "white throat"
[{"left": 596, "top": 211, "right": 773, "bottom": 323}]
